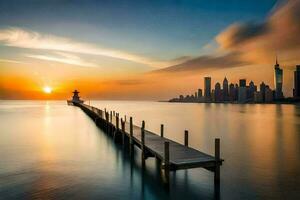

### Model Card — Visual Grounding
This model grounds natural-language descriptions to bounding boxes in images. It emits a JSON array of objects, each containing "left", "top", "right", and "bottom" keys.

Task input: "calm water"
[{"left": 0, "top": 100, "right": 299, "bottom": 199}]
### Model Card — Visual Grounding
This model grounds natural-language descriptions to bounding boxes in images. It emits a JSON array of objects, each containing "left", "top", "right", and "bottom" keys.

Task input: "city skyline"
[{"left": 170, "top": 60, "right": 300, "bottom": 103}]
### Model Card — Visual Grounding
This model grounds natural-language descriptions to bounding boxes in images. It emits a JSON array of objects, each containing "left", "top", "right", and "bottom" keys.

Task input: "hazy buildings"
[
  {"left": 274, "top": 58, "right": 284, "bottom": 99},
  {"left": 294, "top": 65, "right": 300, "bottom": 98},
  {"left": 204, "top": 77, "right": 211, "bottom": 101},
  {"left": 260, "top": 82, "right": 266, "bottom": 102},
  {"left": 239, "top": 79, "right": 246, "bottom": 87},
  {"left": 265, "top": 86, "right": 274, "bottom": 102},
  {"left": 169, "top": 64, "right": 300, "bottom": 103},
  {"left": 238, "top": 79, "right": 247, "bottom": 103},
  {"left": 238, "top": 88, "right": 247, "bottom": 103},
  {"left": 254, "top": 91, "right": 263, "bottom": 103},
  {"left": 198, "top": 89, "right": 202, "bottom": 99},
  {"left": 215, "top": 82, "right": 222, "bottom": 102},
  {"left": 229, "top": 83, "right": 238, "bottom": 102},
  {"left": 248, "top": 81, "right": 256, "bottom": 101}
]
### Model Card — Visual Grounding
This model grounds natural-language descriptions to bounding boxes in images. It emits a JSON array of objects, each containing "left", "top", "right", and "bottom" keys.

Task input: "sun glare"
[{"left": 43, "top": 86, "right": 52, "bottom": 94}]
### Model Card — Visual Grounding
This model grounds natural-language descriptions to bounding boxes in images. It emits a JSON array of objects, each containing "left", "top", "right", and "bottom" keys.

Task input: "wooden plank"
[{"left": 78, "top": 103, "right": 223, "bottom": 169}]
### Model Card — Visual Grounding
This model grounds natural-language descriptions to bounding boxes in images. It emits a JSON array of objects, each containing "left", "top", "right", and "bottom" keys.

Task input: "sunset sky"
[{"left": 1, "top": 0, "right": 300, "bottom": 100}]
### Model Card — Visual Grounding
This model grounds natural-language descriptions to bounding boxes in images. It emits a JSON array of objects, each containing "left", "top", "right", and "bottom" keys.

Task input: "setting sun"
[{"left": 43, "top": 86, "right": 52, "bottom": 94}]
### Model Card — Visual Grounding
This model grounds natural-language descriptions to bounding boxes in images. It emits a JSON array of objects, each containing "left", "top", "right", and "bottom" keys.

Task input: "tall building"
[
  {"left": 239, "top": 79, "right": 246, "bottom": 87},
  {"left": 238, "top": 87, "right": 247, "bottom": 103},
  {"left": 265, "top": 86, "right": 274, "bottom": 102},
  {"left": 223, "top": 77, "right": 229, "bottom": 101},
  {"left": 211, "top": 89, "right": 215, "bottom": 102},
  {"left": 198, "top": 89, "right": 203, "bottom": 98},
  {"left": 204, "top": 77, "right": 211, "bottom": 101},
  {"left": 260, "top": 82, "right": 266, "bottom": 102},
  {"left": 238, "top": 79, "right": 247, "bottom": 103},
  {"left": 229, "top": 83, "right": 235, "bottom": 102},
  {"left": 234, "top": 84, "right": 239, "bottom": 101},
  {"left": 248, "top": 81, "right": 256, "bottom": 101},
  {"left": 215, "top": 82, "right": 222, "bottom": 102},
  {"left": 294, "top": 65, "right": 300, "bottom": 98},
  {"left": 274, "top": 57, "right": 283, "bottom": 99},
  {"left": 254, "top": 91, "right": 263, "bottom": 103}
]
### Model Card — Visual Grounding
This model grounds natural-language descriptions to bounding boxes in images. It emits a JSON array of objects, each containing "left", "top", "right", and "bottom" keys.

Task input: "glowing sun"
[{"left": 43, "top": 86, "right": 52, "bottom": 94}]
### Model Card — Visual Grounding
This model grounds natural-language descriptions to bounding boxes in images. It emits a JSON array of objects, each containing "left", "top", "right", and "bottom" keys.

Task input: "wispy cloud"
[
  {"left": 26, "top": 52, "right": 98, "bottom": 67},
  {"left": 0, "top": 58, "right": 28, "bottom": 64},
  {"left": 0, "top": 27, "right": 180, "bottom": 68}
]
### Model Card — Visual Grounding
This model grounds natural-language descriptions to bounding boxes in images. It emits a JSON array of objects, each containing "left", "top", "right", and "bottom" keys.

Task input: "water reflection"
[{"left": 0, "top": 100, "right": 299, "bottom": 199}]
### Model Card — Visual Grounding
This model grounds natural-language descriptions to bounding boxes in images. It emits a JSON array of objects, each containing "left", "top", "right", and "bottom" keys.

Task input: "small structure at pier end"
[{"left": 67, "top": 90, "right": 84, "bottom": 105}]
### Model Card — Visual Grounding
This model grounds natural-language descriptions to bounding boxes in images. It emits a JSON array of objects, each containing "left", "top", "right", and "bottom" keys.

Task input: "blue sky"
[
  {"left": 0, "top": 0, "right": 277, "bottom": 61},
  {"left": 5, "top": 0, "right": 300, "bottom": 100}
]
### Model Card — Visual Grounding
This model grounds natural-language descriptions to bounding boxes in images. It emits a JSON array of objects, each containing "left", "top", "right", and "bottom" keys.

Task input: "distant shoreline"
[{"left": 159, "top": 100, "right": 300, "bottom": 105}]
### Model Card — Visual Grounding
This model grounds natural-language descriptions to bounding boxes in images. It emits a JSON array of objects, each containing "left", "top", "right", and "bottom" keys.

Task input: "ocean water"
[{"left": 0, "top": 100, "right": 299, "bottom": 199}]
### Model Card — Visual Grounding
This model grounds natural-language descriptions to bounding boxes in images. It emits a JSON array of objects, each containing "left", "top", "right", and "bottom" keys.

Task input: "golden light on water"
[{"left": 43, "top": 86, "right": 52, "bottom": 94}]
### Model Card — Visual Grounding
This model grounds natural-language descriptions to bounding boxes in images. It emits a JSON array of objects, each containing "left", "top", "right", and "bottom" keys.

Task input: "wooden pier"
[{"left": 72, "top": 102, "right": 224, "bottom": 184}]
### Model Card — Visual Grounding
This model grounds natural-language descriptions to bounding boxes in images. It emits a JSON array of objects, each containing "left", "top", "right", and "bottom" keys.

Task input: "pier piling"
[
  {"left": 141, "top": 121, "right": 145, "bottom": 160},
  {"left": 164, "top": 141, "right": 170, "bottom": 171},
  {"left": 214, "top": 138, "right": 220, "bottom": 184},
  {"left": 184, "top": 130, "right": 189, "bottom": 147},
  {"left": 121, "top": 118, "right": 125, "bottom": 145},
  {"left": 160, "top": 124, "right": 164, "bottom": 137}
]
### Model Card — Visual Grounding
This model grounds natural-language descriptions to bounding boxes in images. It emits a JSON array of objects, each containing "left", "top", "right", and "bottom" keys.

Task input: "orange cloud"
[{"left": 216, "top": 0, "right": 300, "bottom": 65}]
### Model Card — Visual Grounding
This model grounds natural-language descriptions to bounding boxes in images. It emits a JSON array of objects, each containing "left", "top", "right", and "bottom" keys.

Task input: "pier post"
[
  {"left": 110, "top": 111, "right": 112, "bottom": 123},
  {"left": 116, "top": 116, "right": 119, "bottom": 130},
  {"left": 160, "top": 124, "right": 164, "bottom": 137},
  {"left": 113, "top": 111, "right": 115, "bottom": 116},
  {"left": 129, "top": 117, "right": 134, "bottom": 155},
  {"left": 105, "top": 112, "right": 109, "bottom": 132},
  {"left": 110, "top": 111, "right": 113, "bottom": 134},
  {"left": 121, "top": 119, "right": 125, "bottom": 145},
  {"left": 214, "top": 138, "right": 220, "bottom": 184},
  {"left": 124, "top": 115, "right": 127, "bottom": 122},
  {"left": 130, "top": 117, "right": 133, "bottom": 144},
  {"left": 114, "top": 115, "right": 119, "bottom": 140},
  {"left": 184, "top": 130, "right": 189, "bottom": 147},
  {"left": 141, "top": 121, "right": 145, "bottom": 160},
  {"left": 164, "top": 141, "right": 170, "bottom": 172}
]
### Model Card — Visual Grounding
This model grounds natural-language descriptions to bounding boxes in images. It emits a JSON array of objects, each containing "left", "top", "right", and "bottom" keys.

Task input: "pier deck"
[
  {"left": 74, "top": 102, "right": 223, "bottom": 183},
  {"left": 126, "top": 123, "right": 217, "bottom": 169}
]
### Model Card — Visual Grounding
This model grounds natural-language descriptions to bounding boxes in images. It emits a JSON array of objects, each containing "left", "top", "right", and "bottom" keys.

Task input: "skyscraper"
[
  {"left": 238, "top": 79, "right": 247, "bottom": 103},
  {"left": 204, "top": 77, "right": 211, "bottom": 101},
  {"left": 274, "top": 57, "right": 283, "bottom": 99},
  {"left": 234, "top": 84, "right": 239, "bottom": 101},
  {"left": 229, "top": 83, "right": 235, "bottom": 102},
  {"left": 215, "top": 82, "right": 222, "bottom": 102},
  {"left": 265, "top": 86, "right": 274, "bottom": 102},
  {"left": 294, "top": 65, "right": 300, "bottom": 98},
  {"left": 239, "top": 79, "right": 246, "bottom": 87},
  {"left": 248, "top": 81, "right": 256, "bottom": 100},
  {"left": 260, "top": 82, "right": 266, "bottom": 102},
  {"left": 223, "top": 77, "right": 229, "bottom": 101},
  {"left": 198, "top": 89, "right": 202, "bottom": 98}
]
